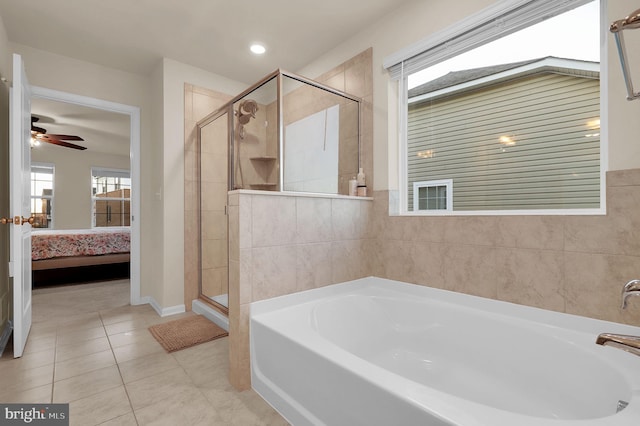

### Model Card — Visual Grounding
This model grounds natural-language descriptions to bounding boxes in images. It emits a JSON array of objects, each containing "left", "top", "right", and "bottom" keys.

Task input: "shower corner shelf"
[{"left": 250, "top": 156, "right": 277, "bottom": 161}]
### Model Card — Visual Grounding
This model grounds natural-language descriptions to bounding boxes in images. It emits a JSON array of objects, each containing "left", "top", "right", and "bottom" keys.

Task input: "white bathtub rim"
[
  {"left": 252, "top": 277, "right": 640, "bottom": 337},
  {"left": 250, "top": 277, "right": 640, "bottom": 426}
]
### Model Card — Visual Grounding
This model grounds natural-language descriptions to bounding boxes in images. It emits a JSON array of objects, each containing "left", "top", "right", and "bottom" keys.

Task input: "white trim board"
[{"left": 141, "top": 296, "right": 186, "bottom": 318}]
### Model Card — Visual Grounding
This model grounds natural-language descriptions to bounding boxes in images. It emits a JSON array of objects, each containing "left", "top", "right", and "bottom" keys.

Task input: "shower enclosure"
[{"left": 196, "top": 69, "right": 362, "bottom": 312}]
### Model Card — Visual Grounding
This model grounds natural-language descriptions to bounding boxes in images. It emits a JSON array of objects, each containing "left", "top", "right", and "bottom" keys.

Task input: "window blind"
[{"left": 384, "top": 0, "right": 592, "bottom": 80}]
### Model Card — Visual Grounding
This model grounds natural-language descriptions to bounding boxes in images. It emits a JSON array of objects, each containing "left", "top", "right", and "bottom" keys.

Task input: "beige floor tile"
[
  {"left": 98, "top": 412, "right": 138, "bottom": 426},
  {"left": 57, "top": 314, "right": 104, "bottom": 332},
  {"left": 0, "top": 383, "right": 52, "bottom": 404},
  {"left": 0, "top": 363, "right": 54, "bottom": 396},
  {"left": 111, "top": 338, "right": 165, "bottom": 364},
  {"left": 56, "top": 326, "right": 107, "bottom": 346},
  {"left": 117, "top": 351, "right": 181, "bottom": 384},
  {"left": 53, "top": 365, "right": 123, "bottom": 403},
  {"left": 125, "top": 367, "right": 195, "bottom": 410},
  {"left": 20, "top": 279, "right": 288, "bottom": 425},
  {"left": 55, "top": 336, "right": 111, "bottom": 363},
  {"left": 22, "top": 335, "right": 57, "bottom": 354},
  {"left": 54, "top": 349, "right": 116, "bottom": 381},
  {"left": 107, "top": 328, "right": 158, "bottom": 348},
  {"left": 201, "top": 388, "right": 289, "bottom": 426},
  {"left": 133, "top": 386, "right": 222, "bottom": 426},
  {"left": 28, "top": 322, "right": 58, "bottom": 339},
  {"left": 104, "top": 318, "right": 150, "bottom": 336},
  {"left": 100, "top": 305, "right": 156, "bottom": 326},
  {"left": 69, "top": 385, "right": 132, "bottom": 426},
  {"left": 0, "top": 347, "right": 55, "bottom": 372}
]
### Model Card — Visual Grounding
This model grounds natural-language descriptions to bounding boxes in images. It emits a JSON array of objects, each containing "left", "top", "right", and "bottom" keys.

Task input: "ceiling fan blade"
[
  {"left": 31, "top": 125, "right": 47, "bottom": 134},
  {"left": 43, "top": 134, "right": 84, "bottom": 141},
  {"left": 37, "top": 135, "right": 86, "bottom": 150}
]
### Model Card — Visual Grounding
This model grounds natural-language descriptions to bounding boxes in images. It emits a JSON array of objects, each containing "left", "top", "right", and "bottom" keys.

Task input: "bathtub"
[{"left": 250, "top": 277, "right": 640, "bottom": 426}]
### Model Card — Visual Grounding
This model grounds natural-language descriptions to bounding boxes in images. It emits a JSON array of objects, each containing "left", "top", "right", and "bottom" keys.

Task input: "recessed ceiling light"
[{"left": 250, "top": 44, "right": 266, "bottom": 55}]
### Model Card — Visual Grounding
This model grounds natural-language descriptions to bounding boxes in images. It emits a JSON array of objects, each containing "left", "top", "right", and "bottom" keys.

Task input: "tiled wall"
[
  {"left": 371, "top": 169, "right": 640, "bottom": 326},
  {"left": 228, "top": 191, "right": 374, "bottom": 389},
  {"left": 313, "top": 48, "right": 373, "bottom": 196}
]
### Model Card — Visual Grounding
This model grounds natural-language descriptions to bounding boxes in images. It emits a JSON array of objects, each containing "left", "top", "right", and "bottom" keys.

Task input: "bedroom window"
[
  {"left": 385, "top": 0, "right": 604, "bottom": 215},
  {"left": 30, "top": 163, "right": 54, "bottom": 228},
  {"left": 92, "top": 167, "right": 131, "bottom": 227}
]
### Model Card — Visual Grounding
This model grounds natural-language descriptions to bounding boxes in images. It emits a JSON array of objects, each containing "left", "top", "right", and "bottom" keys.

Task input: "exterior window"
[
  {"left": 92, "top": 168, "right": 131, "bottom": 227},
  {"left": 389, "top": 0, "right": 603, "bottom": 214},
  {"left": 30, "top": 163, "right": 54, "bottom": 228},
  {"left": 413, "top": 180, "right": 452, "bottom": 211}
]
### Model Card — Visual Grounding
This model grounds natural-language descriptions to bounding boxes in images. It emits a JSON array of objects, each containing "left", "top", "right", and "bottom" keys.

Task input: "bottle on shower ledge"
[
  {"left": 349, "top": 177, "right": 358, "bottom": 196},
  {"left": 356, "top": 168, "right": 367, "bottom": 196},
  {"left": 356, "top": 168, "right": 366, "bottom": 187}
]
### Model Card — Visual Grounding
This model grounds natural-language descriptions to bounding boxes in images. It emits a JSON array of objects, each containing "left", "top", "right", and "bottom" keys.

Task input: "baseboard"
[
  {"left": 192, "top": 299, "right": 229, "bottom": 331},
  {"left": 0, "top": 320, "right": 13, "bottom": 356},
  {"left": 140, "top": 296, "right": 186, "bottom": 317}
]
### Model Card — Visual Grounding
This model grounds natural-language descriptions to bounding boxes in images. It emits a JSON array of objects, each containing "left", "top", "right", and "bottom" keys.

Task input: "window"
[
  {"left": 30, "top": 164, "right": 54, "bottom": 228},
  {"left": 386, "top": 0, "right": 603, "bottom": 214},
  {"left": 413, "top": 180, "right": 452, "bottom": 211},
  {"left": 92, "top": 168, "right": 131, "bottom": 227}
]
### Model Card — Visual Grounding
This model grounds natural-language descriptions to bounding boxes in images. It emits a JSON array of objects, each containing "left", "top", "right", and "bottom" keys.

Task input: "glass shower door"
[{"left": 198, "top": 110, "right": 230, "bottom": 310}]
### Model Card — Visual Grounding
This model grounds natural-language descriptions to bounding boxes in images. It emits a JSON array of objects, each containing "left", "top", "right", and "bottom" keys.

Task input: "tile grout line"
[
  {"left": 50, "top": 322, "right": 59, "bottom": 404},
  {"left": 99, "top": 311, "right": 140, "bottom": 426}
]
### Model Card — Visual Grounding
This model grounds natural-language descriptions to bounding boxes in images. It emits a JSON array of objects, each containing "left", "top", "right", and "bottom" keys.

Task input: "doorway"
[{"left": 30, "top": 86, "right": 141, "bottom": 304}]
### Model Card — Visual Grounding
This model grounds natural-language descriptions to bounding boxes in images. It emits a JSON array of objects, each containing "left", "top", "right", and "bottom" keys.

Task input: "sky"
[{"left": 408, "top": 1, "right": 600, "bottom": 89}]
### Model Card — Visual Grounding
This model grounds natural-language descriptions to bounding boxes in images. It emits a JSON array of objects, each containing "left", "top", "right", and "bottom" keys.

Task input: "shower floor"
[{"left": 210, "top": 293, "right": 228, "bottom": 308}]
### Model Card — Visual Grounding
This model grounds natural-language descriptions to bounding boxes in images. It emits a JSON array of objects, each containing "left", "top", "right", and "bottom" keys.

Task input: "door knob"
[{"left": 1, "top": 216, "right": 34, "bottom": 225}]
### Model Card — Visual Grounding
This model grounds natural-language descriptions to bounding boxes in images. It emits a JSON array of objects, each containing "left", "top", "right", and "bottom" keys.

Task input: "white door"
[{"left": 9, "top": 53, "right": 32, "bottom": 358}]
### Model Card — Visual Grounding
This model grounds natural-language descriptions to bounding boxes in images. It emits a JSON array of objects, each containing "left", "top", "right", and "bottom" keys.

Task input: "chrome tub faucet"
[
  {"left": 596, "top": 333, "right": 640, "bottom": 357},
  {"left": 595, "top": 280, "right": 640, "bottom": 357},
  {"left": 622, "top": 279, "right": 640, "bottom": 309}
]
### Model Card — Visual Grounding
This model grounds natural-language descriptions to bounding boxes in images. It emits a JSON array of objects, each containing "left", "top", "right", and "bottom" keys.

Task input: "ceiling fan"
[{"left": 31, "top": 116, "right": 86, "bottom": 150}]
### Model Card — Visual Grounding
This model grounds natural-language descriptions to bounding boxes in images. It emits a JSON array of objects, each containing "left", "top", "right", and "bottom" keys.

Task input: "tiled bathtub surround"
[
  {"left": 228, "top": 170, "right": 640, "bottom": 390},
  {"left": 228, "top": 191, "right": 374, "bottom": 389},
  {"left": 372, "top": 169, "right": 640, "bottom": 327}
]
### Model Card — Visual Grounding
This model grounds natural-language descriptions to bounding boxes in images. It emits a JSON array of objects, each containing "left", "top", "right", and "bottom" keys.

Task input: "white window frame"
[
  {"left": 413, "top": 179, "right": 453, "bottom": 212},
  {"left": 91, "top": 167, "right": 131, "bottom": 228},
  {"left": 30, "top": 162, "right": 55, "bottom": 228},
  {"left": 386, "top": 0, "right": 607, "bottom": 216}
]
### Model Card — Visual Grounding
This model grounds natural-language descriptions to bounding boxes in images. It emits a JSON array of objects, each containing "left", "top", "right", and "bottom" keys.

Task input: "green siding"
[{"left": 407, "top": 72, "right": 600, "bottom": 211}]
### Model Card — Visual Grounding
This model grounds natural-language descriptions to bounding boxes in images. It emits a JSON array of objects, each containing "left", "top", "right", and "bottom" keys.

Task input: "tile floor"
[{"left": 0, "top": 279, "right": 289, "bottom": 425}]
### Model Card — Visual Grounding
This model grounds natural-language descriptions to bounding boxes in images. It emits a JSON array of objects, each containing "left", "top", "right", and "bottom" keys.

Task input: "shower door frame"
[
  {"left": 196, "top": 106, "right": 233, "bottom": 315},
  {"left": 195, "top": 68, "right": 363, "bottom": 315}
]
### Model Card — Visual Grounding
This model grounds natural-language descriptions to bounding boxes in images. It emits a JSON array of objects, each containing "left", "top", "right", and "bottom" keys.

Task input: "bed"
[{"left": 31, "top": 227, "right": 131, "bottom": 284}]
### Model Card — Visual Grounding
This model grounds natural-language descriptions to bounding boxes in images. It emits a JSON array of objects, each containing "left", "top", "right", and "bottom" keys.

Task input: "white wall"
[
  {"left": 159, "top": 58, "right": 246, "bottom": 308},
  {"left": 297, "top": 0, "right": 640, "bottom": 190},
  {"left": 7, "top": 44, "right": 247, "bottom": 311},
  {"left": 31, "top": 146, "right": 129, "bottom": 229},
  {"left": 11, "top": 43, "right": 158, "bottom": 300}
]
